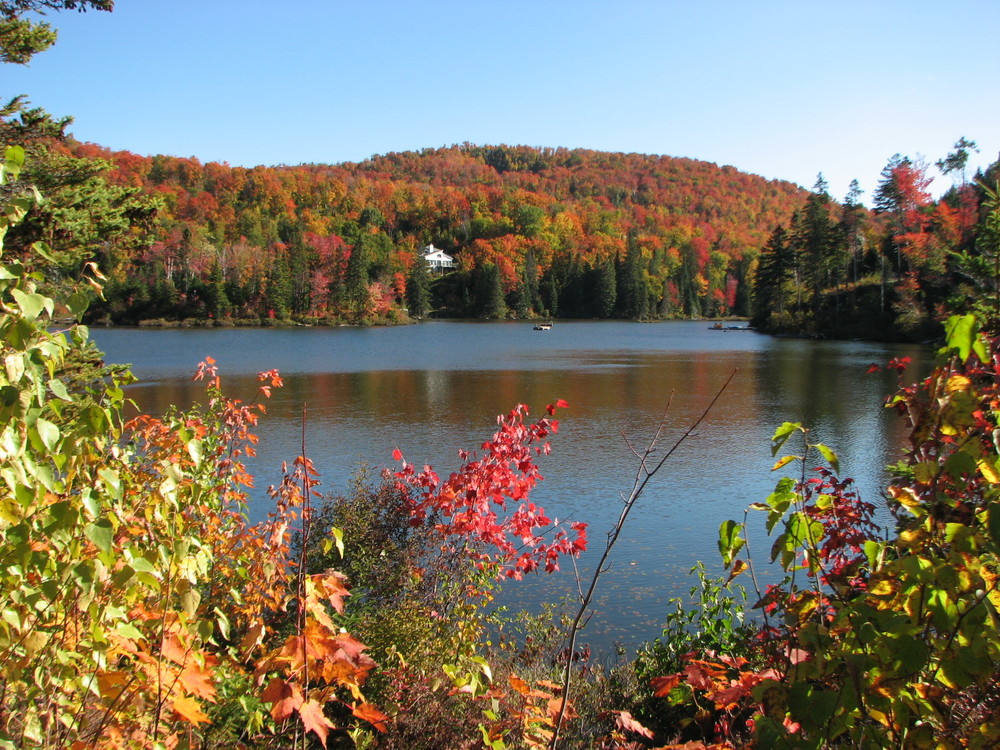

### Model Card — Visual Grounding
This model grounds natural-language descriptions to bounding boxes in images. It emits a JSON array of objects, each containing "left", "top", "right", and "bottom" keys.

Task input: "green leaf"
[
  {"left": 2, "top": 145, "right": 25, "bottom": 181},
  {"left": 33, "top": 418, "right": 59, "bottom": 452},
  {"left": 115, "top": 622, "right": 145, "bottom": 641},
  {"left": 65, "top": 291, "right": 90, "bottom": 318},
  {"left": 718, "top": 519, "right": 745, "bottom": 567},
  {"left": 988, "top": 503, "right": 1000, "bottom": 544},
  {"left": 10, "top": 288, "right": 52, "bottom": 321},
  {"left": 771, "top": 421, "right": 802, "bottom": 456},
  {"left": 85, "top": 519, "right": 114, "bottom": 553},
  {"left": 48, "top": 378, "right": 71, "bottom": 401},
  {"left": 943, "top": 314, "right": 983, "bottom": 362},
  {"left": 31, "top": 241, "right": 56, "bottom": 263},
  {"left": 213, "top": 607, "right": 231, "bottom": 641},
  {"left": 815, "top": 443, "right": 839, "bottom": 474}
]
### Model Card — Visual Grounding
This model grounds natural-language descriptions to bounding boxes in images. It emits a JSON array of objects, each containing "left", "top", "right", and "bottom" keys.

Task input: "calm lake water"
[{"left": 90, "top": 320, "right": 927, "bottom": 653}]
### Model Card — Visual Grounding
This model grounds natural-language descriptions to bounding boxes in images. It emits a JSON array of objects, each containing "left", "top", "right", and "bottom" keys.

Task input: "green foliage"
[
  {"left": 637, "top": 563, "right": 754, "bottom": 679},
  {"left": 406, "top": 251, "right": 431, "bottom": 318},
  {"left": 0, "top": 146, "right": 385, "bottom": 749},
  {"left": 950, "top": 179, "right": 1000, "bottom": 333},
  {"left": 709, "top": 314, "right": 1000, "bottom": 747}
]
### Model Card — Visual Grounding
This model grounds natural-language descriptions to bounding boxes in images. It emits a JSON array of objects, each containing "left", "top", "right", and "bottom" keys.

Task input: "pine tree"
[
  {"left": 523, "top": 246, "right": 542, "bottom": 313},
  {"left": 265, "top": 249, "right": 292, "bottom": 320},
  {"left": 840, "top": 179, "right": 867, "bottom": 285},
  {"left": 475, "top": 263, "right": 506, "bottom": 319},
  {"left": 752, "top": 225, "right": 793, "bottom": 327},
  {"left": 593, "top": 257, "right": 617, "bottom": 318},
  {"left": 620, "top": 230, "right": 648, "bottom": 319},
  {"left": 344, "top": 232, "right": 372, "bottom": 320},
  {"left": 407, "top": 252, "right": 432, "bottom": 318},
  {"left": 791, "top": 175, "right": 839, "bottom": 313}
]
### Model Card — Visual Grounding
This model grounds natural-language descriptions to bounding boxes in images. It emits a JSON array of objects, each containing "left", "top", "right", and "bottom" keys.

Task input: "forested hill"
[{"left": 58, "top": 142, "right": 809, "bottom": 324}]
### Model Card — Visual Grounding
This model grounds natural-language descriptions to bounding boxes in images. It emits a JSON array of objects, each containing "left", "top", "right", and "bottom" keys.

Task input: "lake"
[{"left": 90, "top": 320, "right": 927, "bottom": 653}]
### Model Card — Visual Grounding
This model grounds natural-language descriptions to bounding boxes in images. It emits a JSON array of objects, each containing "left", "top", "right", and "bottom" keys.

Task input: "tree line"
[{"left": 752, "top": 142, "right": 999, "bottom": 341}]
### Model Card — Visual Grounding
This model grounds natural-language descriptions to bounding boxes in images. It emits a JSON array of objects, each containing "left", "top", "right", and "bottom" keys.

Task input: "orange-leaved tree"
[{"left": 0, "top": 144, "right": 384, "bottom": 749}]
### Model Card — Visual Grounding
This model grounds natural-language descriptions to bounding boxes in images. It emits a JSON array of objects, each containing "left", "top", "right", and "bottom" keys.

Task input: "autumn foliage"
[
  {"left": 393, "top": 398, "right": 587, "bottom": 580},
  {"left": 54, "top": 142, "right": 808, "bottom": 325}
]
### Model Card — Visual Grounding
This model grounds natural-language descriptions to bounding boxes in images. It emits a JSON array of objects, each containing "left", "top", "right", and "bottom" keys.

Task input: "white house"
[{"left": 422, "top": 243, "right": 455, "bottom": 271}]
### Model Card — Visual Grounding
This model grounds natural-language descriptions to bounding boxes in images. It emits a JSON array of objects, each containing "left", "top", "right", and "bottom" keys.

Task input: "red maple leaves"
[{"left": 393, "top": 401, "right": 587, "bottom": 579}]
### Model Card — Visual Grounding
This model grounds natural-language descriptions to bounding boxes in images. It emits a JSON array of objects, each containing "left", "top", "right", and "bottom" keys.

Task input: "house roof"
[{"left": 422, "top": 243, "right": 454, "bottom": 261}]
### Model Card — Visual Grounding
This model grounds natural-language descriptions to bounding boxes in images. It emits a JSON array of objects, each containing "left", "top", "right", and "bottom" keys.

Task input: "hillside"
[{"left": 59, "top": 142, "right": 810, "bottom": 324}]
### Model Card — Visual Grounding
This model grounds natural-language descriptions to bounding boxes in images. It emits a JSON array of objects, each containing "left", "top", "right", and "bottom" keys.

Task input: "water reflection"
[{"left": 93, "top": 322, "right": 926, "bottom": 652}]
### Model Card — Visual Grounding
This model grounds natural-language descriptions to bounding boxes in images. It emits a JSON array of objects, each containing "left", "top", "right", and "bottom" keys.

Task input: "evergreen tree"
[
  {"left": 541, "top": 270, "right": 558, "bottom": 318},
  {"left": 344, "top": 233, "right": 372, "bottom": 320},
  {"left": 752, "top": 225, "right": 794, "bottom": 327},
  {"left": 791, "top": 175, "right": 839, "bottom": 312},
  {"left": 511, "top": 278, "right": 530, "bottom": 318},
  {"left": 620, "top": 230, "right": 648, "bottom": 319},
  {"left": 936, "top": 137, "right": 978, "bottom": 187},
  {"left": 264, "top": 249, "right": 292, "bottom": 320},
  {"left": 593, "top": 257, "right": 617, "bottom": 318},
  {"left": 205, "top": 261, "right": 231, "bottom": 318},
  {"left": 475, "top": 263, "right": 506, "bottom": 319},
  {"left": 523, "top": 246, "right": 541, "bottom": 313},
  {"left": 407, "top": 253, "right": 432, "bottom": 318},
  {"left": 840, "top": 179, "right": 867, "bottom": 285}
]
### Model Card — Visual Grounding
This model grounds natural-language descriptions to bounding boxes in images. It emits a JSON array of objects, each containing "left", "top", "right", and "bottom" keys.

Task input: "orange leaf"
[
  {"left": 179, "top": 662, "right": 217, "bottom": 702},
  {"left": 651, "top": 673, "right": 683, "bottom": 697},
  {"left": 261, "top": 677, "right": 303, "bottom": 722},
  {"left": 611, "top": 710, "right": 654, "bottom": 739},
  {"left": 97, "top": 671, "right": 130, "bottom": 701},
  {"left": 352, "top": 702, "right": 390, "bottom": 732},
  {"left": 309, "top": 571, "right": 351, "bottom": 615},
  {"left": 509, "top": 674, "right": 531, "bottom": 695},
  {"left": 726, "top": 558, "right": 748, "bottom": 583},
  {"left": 172, "top": 695, "right": 210, "bottom": 725},
  {"left": 161, "top": 632, "right": 188, "bottom": 665},
  {"left": 240, "top": 621, "right": 265, "bottom": 656},
  {"left": 299, "top": 699, "right": 335, "bottom": 748},
  {"left": 546, "top": 696, "right": 576, "bottom": 721}
]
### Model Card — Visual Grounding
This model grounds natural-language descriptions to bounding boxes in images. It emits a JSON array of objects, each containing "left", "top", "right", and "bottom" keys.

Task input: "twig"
[{"left": 548, "top": 369, "right": 738, "bottom": 749}]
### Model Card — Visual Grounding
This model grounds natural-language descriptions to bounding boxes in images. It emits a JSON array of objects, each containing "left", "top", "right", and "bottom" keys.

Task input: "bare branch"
[{"left": 549, "top": 369, "right": 737, "bottom": 749}]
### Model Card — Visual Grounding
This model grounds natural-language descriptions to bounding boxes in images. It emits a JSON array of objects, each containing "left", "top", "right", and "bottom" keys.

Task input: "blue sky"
[{"left": 6, "top": 0, "right": 999, "bottom": 203}]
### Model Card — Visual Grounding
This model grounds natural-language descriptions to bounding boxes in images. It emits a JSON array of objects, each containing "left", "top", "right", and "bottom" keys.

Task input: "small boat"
[
  {"left": 533, "top": 322, "right": 553, "bottom": 331},
  {"left": 709, "top": 322, "right": 724, "bottom": 330}
]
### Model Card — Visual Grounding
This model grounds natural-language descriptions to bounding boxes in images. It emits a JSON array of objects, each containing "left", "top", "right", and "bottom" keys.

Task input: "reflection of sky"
[{"left": 91, "top": 322, "right": 928, "bottom": 653}]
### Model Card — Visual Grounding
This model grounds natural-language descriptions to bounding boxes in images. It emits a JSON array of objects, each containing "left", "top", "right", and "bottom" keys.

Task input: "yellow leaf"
[
  {"left": 980, "top": 459, "right": 1000, "bottom": 484},
  {"left": 946, "top": 374, "right": 971, "bottom": 393},
  {"left": 869, "top": 578, "right": 899, "bottom": 597},
  {"left": 772, "top": 454, "right": 798, "bottom": 472},
  {"left": 726, "top": 559, "right": 748, "bottom": 583}
]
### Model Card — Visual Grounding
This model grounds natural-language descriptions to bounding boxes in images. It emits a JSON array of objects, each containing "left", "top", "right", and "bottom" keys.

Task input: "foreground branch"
[{"left": 549, "top": 370, "right": 738, "bottom": 749}]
